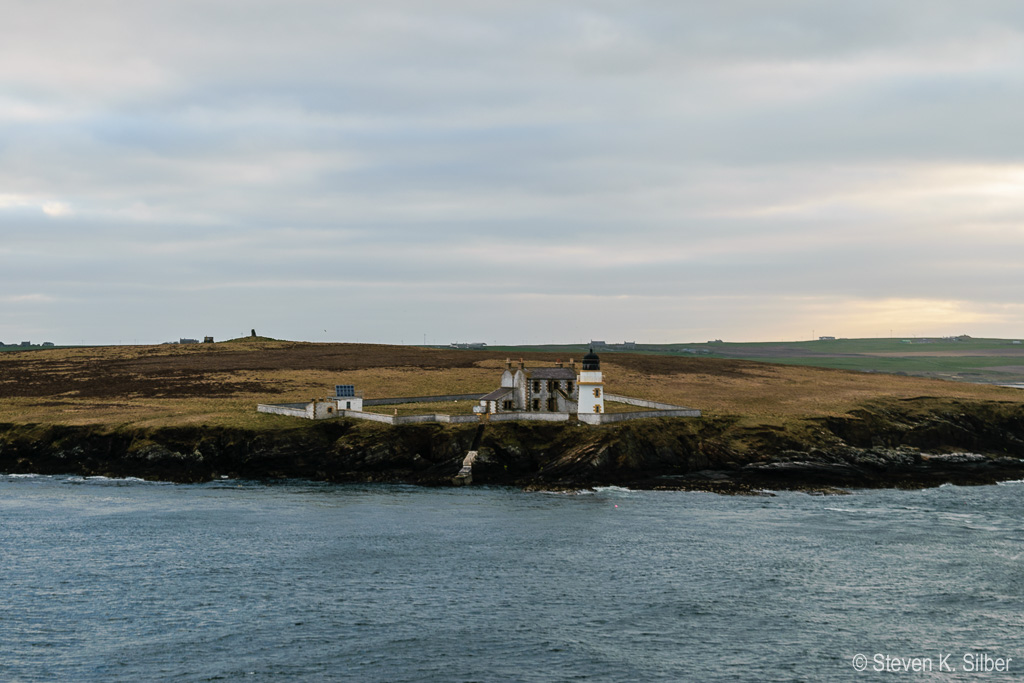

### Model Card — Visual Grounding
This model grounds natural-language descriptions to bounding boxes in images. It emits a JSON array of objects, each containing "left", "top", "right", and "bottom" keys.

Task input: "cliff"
[{"left": 4, "top": 397, "right": 1024, "bottom": 492}]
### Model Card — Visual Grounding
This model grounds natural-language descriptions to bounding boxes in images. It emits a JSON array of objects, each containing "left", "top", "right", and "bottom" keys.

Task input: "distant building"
[
  {"left": 41, "top": 342, "right": 55, "bottom": 347},
  {"left": 20, "top": 341, "right": 31, "bottom": 347},
  {"left": 590, "top": 340, "right": 607, "bottom": 347},
  {"left": 818, "top": 336, "right": 836, "bottom": 341},
  {"left": 203, "top": 336, "right": 214, "bottom": 344},
  {"left": 179, "top": 338, "right": 199, "bottom": 344},
  {"left": 450, "top": 342, "right": 487, "bottom": 349}
]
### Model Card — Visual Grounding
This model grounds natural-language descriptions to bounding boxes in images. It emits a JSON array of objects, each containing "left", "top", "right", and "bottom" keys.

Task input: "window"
[
  {"left": 503, "top": 400, "right": 514, "bottom": 410},
  {"left": 346, "top": 401, "right": 351, "bottom": 409},
  {"left": 533, "top": 380, "right": 541, "bottom": 393},
  {"left": 594, "top": 405, "right": 602, "bottom": 413},
  {"left": 593, "top": 388, "right": 601, "bottom": 398},
  {"left": 532, "top": 399, "right": 540, "bottom": 411},
  {"left": 327, "top": 407, "right": 333, "bottom": 413},
  {"left": 566, "top": 381, "right": 573, "bottom": 393}
]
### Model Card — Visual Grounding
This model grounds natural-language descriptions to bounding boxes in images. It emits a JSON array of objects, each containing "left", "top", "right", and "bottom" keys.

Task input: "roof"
[
  {"left": 526, "top": 367, "right": 576, "bottom": 380},
  {"left": 480, "top": 387, "right": 513, "bottom": 401}
]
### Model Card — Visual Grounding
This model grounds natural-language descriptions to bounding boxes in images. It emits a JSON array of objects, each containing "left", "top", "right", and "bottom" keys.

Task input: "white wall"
[
  {"left": 257, "top": 403, "right": 309, "bottom": 418},
  {"left": 488, "top": 412, "right": 570, "bottom": 423},
  {"left": 604, "top": 394, "right": 691, "bottom": 411},
  {"left": 335, "top": 397, "right": 363, "bottom": 411},
  {"left": 577, "top": 382, "right": 605, "bottom": 415}
]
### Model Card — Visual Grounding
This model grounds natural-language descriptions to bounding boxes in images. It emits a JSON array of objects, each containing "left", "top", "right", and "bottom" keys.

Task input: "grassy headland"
[
  {"left": 4, "top": 340, "right": 1024, "bottom": 489},
  {"left": 0, "top": 339, "right": 1022, "bottom": 430}
]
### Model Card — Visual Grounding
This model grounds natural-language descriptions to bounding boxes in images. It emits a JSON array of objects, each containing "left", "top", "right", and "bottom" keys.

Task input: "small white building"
[{"left": 334, "top": 385, "right": 363, "bottom": 411}]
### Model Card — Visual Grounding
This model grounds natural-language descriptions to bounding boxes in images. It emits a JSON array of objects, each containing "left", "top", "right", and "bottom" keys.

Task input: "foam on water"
[{"left": 592, "top": 485, "right": 633, "bottom": 494}]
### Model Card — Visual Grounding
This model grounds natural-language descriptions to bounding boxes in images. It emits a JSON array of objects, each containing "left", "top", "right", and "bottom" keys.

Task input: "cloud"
[
  {"left": 0, "top": 293, "right": 57, "bottom": 304},
  {"left": 2, "top": 1, "right": 1024, "bottom": 344},
  {"left": 40, "top": 201, "right": 71, "bottom": 217}
]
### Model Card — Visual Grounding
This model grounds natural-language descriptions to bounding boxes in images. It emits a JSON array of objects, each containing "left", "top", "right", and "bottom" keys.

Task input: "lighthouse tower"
[{"left": 576, "top": 349, "right": 604, "bottom": 415}]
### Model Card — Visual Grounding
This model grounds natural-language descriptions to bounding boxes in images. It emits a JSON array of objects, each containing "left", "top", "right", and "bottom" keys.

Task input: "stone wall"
[
  {"left": 334, "top": 410, "right": 483, "bottom": 425},
  {"left": 583, "top": 409, "right": 702, "bottom": 425},
  {"left": 488, "top": 412, "right": 570, "bottom": 423},
  {"left": 363, "top": 394, "right": 486, "bottom": 406},
  {"left": 259, "top": 394, "right": 700, "bottom": 425},
  {"left": 257, "top": 403, "right": 310, "bottom": 418},
  {"left": 258, "top": 401, "right": 341, "bottom": 419},
  {"left": 604, "top": 394, "right": 698, "bottom": 412}
]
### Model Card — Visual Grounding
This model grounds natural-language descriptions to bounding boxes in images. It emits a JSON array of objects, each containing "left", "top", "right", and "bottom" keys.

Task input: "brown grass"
[{"left": 0, "top": 341, "right": 1021, "bottom": 429}]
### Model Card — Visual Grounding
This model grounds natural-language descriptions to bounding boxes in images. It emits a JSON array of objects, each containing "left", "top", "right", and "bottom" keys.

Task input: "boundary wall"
[
  {"left": 258, "top": 394, "right": 700, "bottom": 425},
  {"left": 604, "top": 394, "right": 697, "bottom": 411},
  {"left": 363, "top": 394, "right": 485, "bottom": 406},
  {"left": 337, "top": 411, "right": 481, "bottom": 425},
  {"left": 257, "top": 402, "right": 336, "bottom": 419},
  {"left": 486, "top": 412, "right": 569, "bottom": 423},
  {"left": 579, "top": 408, "right": 702, "bottom": 425}
]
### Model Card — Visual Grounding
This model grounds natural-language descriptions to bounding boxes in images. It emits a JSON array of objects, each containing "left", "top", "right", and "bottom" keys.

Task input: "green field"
[{"left": 488, "top": 336, "right": 1024, "bottom": 385}]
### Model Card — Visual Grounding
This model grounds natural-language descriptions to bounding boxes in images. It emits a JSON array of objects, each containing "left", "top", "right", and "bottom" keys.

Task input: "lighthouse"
[{"left": 576, "top": 349, "right": 604, "bottom": 416}]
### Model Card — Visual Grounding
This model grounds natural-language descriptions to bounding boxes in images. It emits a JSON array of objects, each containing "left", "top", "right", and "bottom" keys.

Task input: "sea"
[{"left": 2, "top": 476, "right": 1023, "bottom": 682}]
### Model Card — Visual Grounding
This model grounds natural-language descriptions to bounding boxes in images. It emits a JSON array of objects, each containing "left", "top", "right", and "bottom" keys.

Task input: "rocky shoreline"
[{"left": 3, "top": 398, "right": 1024, "bottom": 493}]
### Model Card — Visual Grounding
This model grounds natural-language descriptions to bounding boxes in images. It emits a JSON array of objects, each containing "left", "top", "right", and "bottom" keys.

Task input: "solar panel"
[{"left": 335, "top": 385, "right": 355, "bottom": 397}]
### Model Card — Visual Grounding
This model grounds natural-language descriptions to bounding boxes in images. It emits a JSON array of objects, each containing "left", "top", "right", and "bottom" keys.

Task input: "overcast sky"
[{"left": 3, "top": 1, "right": 1024, "bottom": 345}]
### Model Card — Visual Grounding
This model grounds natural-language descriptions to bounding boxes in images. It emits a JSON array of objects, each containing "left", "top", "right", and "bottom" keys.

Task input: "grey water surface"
[{"left": 2, "top": 475, "right": 1022, "bottom": 682}]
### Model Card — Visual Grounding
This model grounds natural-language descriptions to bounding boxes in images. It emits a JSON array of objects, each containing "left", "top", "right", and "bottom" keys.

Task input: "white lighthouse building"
[
  {"left": 576, "top": 349, "right": 604, "bottom": 416},
  {"left": 471, "top": 350, "right": 611, "bottom": 418}
]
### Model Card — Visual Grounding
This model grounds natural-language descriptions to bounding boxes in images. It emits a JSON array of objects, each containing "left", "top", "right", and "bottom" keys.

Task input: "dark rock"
[{"left": 2, "top": 400, "right": 1024, "bottom": 492}]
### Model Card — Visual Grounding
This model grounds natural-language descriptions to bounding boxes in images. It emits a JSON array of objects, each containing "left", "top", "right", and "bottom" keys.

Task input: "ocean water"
[{"left": 2, "top": 476, "right": 1023, "bottom": 682}]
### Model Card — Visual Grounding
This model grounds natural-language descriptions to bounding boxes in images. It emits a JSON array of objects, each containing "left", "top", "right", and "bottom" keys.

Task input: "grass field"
[
  {"left": 492, "top": 337, "right": 1024, "bottom": 385},
  {"left": 1, "top": 339, "right": 1023, "bottom": 431}
]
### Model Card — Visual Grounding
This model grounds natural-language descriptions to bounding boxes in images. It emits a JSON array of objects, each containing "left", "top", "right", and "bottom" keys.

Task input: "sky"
[{"left": 3, "top": 0, "right": 1024, "bottom": 346}]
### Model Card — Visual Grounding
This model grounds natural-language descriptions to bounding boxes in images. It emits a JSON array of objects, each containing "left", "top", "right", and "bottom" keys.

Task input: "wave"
[
  {"left": 62, "top": 475, "right": 164, "bottom": 485},
  {"left": 593, "top": 485, "right": 633, "bottom": 494}
]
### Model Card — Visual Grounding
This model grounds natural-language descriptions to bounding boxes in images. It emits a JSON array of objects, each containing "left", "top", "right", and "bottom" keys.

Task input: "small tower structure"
[{"left": 576, "top": 349, "right": 604, "bottom": 416}]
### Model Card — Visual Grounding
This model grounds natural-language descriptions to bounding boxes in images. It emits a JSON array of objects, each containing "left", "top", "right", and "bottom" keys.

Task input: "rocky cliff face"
[{"left": 3, "top": 398, "right": 1024, "bottom": 492}]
